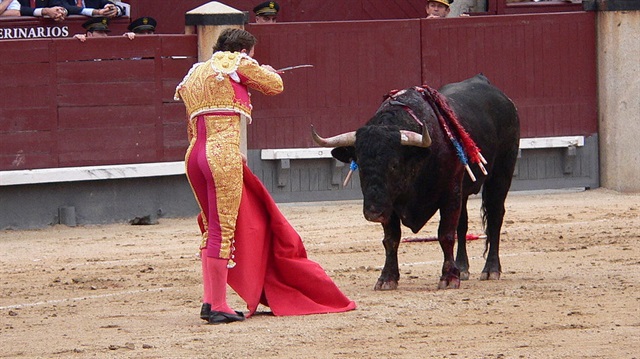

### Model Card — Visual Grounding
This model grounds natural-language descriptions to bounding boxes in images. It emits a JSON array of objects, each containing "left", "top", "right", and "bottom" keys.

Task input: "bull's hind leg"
[
  {"left": 480, "top": 171, "right": 513, "bottom": 280},
  {"left": 456, "top": 197, "right": 470, "bottom": 280},
  {"left": 375, "top": 213, "right": 401, "bottom": 290}
]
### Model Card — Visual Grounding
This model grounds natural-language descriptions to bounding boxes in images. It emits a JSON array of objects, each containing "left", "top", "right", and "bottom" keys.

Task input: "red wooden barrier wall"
[
  {"left": 245, "top": 19, "right": 423, "bottom": 149},
  {"left": 420, "top": 12, "right": 597, "bottom": 138},
  {"left": 0, "top": 12, "right": 596, "bottom": 172},
  {"left": 0, "top": 35, "right": 197, "bottom": 171},
  {"left": 246, "top": 11, "right": 596, "bottom": 149}
]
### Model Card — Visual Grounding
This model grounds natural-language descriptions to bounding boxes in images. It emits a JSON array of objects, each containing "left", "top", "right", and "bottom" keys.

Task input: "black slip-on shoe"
[
  {"left": 208, "top": 310, "right": 245, "bottom": 325},
  {"left": 200, "top": 303, "right": 211, "bottom": 321}
]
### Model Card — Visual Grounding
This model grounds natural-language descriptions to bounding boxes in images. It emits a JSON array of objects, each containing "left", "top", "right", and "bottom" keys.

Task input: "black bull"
[{"left": 312, "top": 74, "right": 520, "bottom": 290}]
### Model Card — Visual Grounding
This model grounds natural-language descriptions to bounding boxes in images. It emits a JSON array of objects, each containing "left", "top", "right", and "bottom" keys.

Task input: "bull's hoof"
[
  {"left": 480, "top": 271, "right": 501, "bottom": 280},
  {"left": 437, "top": 276, "right": 460, "bottom": 290},
  {"left": 374, "top": 279, "right": 398, "bottom": 291},
  {"left": 460, "top": 270, "right": 470, "bottom": 281}
]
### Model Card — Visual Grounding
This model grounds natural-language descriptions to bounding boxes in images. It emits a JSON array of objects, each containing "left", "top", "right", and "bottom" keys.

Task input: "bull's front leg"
[
  {"left": 374, "top": 213, "right": 401, "bottom": 290},
  {"left": 437, "top": 197, "right": 462, "bottom": 289}
]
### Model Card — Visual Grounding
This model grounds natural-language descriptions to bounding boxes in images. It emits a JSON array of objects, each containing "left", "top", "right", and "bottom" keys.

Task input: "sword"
[{"left": 276, "top": 64, "right": 314, "bottom": 73}]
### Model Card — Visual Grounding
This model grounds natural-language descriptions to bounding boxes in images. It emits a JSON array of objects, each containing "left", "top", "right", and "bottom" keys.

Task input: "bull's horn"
[
  {"left": 311, "top": 125, "right": 356, "bottom": 147},
  {"left": 400, "top": 125, "right": 432, "bottom": 148}
]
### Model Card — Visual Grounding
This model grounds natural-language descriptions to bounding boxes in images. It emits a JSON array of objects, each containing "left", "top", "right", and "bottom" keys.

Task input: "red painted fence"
[
  {"left": 246, "top": 12, "right": 596, "bottom": 149},
  {"left": 0, "top": 11, "right": 596, "bottom": 172},
  {"left": 0, "top": 35, "right": 196, "bottom": 170}
]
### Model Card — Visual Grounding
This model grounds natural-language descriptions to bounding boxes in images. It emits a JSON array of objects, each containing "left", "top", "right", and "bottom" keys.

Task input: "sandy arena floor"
[{"left": 1, "top": 188, "right": 639, "bottom": 358}]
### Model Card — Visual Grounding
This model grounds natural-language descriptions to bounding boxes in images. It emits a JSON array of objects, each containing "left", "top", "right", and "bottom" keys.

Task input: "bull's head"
[{"left": 311, "top": 122, "right": 431, "bottom": 224}]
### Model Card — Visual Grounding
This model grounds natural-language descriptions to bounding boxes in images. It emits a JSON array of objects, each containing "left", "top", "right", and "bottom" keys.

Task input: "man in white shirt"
[{"left": 1, "top": 0, "right": 21, "bottom": 16}]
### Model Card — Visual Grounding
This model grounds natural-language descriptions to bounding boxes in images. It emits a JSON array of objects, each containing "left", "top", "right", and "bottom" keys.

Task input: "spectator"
[
  {"left": 1, "top": 0, "right": 20, "bottom": 16},
  {"left": 18, "top": 0, "right": 67, "bottom": 22},
  {"left": 123, "top": 16, "right": 156, "bottom": 40},
  {"left": 253, "top": 1, "right": 278, "bottom": 23},
  {"left": 425, "top": 0, "right": 452, "bottom": 18},
  {"left": 51, "top": 0, "right": 124, "bottom": 18},
  {"left": 73, "top": 16, "right": 109, "bottom": 42}
]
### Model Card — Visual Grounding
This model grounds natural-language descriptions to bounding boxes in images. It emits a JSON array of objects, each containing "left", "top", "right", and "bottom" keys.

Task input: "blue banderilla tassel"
[
  {"left": 451, "top": 138, "right": 468, "bottom": 166},
  {"left": 450, "top": 137, "right": 477, "bottom": 182},
  {"left": 343, "top": 160, "right": 358, "bottom": 187},
  {"left": 350, "top": 160, "right": 358, "bottom": 171}
]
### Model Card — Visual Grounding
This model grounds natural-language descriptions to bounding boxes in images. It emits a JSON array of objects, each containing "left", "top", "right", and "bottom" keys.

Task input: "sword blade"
[{"left": 276, "top": 64, "right": 314, "bottom": 73}]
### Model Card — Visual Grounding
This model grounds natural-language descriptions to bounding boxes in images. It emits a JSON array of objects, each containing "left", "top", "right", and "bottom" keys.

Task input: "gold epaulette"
[{"left": 212, "top": 52, "right": 243, "bottom": 80}]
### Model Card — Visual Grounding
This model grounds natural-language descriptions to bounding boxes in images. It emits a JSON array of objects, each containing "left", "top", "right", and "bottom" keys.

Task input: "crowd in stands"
[
  {"left": 0, "top": 0, "right": 161, "bottom": 41},
  {"left": 1, "top": 0, "right": 282, "bottom": 40},
  {"left": 73, "top": 14, "right": 155, "bottom": 41},
  {"left": 1, "top": 0, "right": 125, "bottom": 19}
]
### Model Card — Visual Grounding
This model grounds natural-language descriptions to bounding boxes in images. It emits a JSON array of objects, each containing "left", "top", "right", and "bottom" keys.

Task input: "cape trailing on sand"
[{"left": 226, "top": 164, "right": 356, "bottom": 316}]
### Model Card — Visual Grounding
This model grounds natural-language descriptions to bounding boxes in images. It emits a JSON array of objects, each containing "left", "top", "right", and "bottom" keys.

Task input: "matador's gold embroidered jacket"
[{"left": 174, "top": 51, "right": 283, "bottom": 124}]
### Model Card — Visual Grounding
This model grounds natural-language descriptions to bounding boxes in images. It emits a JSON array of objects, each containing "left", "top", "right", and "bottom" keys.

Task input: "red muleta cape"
[{"left": 226, "top": 164, "right": 357, "bottom": 317}]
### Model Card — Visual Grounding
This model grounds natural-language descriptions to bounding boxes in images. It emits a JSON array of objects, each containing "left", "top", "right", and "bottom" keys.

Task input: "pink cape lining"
[{"left": 225, "top": 164, "right": 357, "bottom": 317}]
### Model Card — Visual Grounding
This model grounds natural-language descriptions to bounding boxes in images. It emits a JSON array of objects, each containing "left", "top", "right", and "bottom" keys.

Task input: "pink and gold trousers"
[{"left": 185, "top": 112, "right": 243, "bottom": 265}]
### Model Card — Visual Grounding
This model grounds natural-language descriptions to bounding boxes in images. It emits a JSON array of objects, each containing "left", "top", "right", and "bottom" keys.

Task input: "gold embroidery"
[
  {"left": 204, "top": 115, "right": 242, "bottom": 259},
  {"left": 212, "top": 52, "right": 242, "bottom": 80},
  {"left": 184, "top": 115, "right": 242, "bottom": 258},
  {"left": 238, "top": 60, "right": 284, "bottom": 96},
  {"left": 175, "top": 52, "right": 283, "bottom": 120},
  {"left": 177, "top": 62, "right": 251, "bottom": 119}
]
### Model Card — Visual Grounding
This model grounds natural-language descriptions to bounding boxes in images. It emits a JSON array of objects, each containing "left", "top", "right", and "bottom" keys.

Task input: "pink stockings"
[{"left": 201, "top": 249, "right": 235, "bottom": 315}]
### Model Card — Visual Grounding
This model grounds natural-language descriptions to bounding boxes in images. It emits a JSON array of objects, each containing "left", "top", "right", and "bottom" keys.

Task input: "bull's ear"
[{"left": 331, "top": 147, "right": 355, "bottom": 164}]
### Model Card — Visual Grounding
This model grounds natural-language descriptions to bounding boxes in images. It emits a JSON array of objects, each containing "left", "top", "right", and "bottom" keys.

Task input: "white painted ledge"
[
  {"left": 0, "top": 161, "right": 185, "bottom": 186},
  {"left": 261, "top": 147, "right": 334, "bottom": 160},
  {"left": 519, "top": 136, "right": 584, "bottom": 149},
  {"left": 261, "top": 136, "right": 586, "bottom": 160},
  {"left": 0, "top": 136, "right": 586, "bottom": 186}
]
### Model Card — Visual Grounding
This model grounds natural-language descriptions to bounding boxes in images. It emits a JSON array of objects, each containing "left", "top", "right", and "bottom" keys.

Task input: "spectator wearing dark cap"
[
  {"left": 426, "top": 0, "right": 452, "bottom": 18},
  {"left": 17, "top": 0, "right": 67, "bottom": 21},
  {"left": 253, "top": 1, "right": 278, "bottom": 23},
  {"left": 123, "top": 16, "right": 156, "bottom": 40},
  {"left": 73, "top": 16, "right": 110, "bottom": 42},
  {"left": 51, "top": 0, "right": 124, "bottom": 18}
]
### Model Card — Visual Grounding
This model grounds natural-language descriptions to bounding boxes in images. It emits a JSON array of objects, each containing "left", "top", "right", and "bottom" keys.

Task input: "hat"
[
  {"left": 128, "top": 17, "right": 157, "bottom": 33},
  {"left": 428, "top": 0, "right": 453, "bottom": 7},
  {"left": 82, "top": 17, "right": 110, "bottom": 32},
  {"left": 253, "top": 1, "right": 279, "bottom": 16}
]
